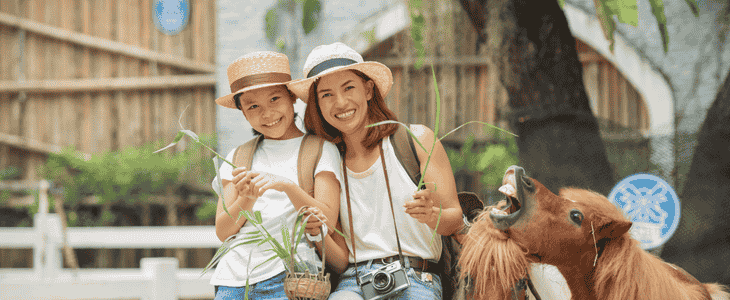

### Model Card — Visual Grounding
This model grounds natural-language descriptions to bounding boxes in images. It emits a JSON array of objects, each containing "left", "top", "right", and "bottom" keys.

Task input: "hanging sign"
[
  {"left": 153, "top": 0, "right": 190, "bottom": 35},
  {"left": 608, "top": 174, "right": 681, "bottom": 250}
]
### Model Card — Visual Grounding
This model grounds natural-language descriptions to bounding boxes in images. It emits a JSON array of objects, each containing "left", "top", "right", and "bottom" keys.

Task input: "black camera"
[{"left": 359, "top": 260, "right": 411, "bottom": 300}]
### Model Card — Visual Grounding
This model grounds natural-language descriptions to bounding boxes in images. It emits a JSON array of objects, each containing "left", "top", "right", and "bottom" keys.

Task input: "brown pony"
[{"left": 458, "top": 166, "right": 730, "bottom": 300}]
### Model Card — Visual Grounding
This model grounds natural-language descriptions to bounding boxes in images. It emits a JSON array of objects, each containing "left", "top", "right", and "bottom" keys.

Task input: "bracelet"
[{"left": 306, "top": 232, "right": 322, "bottom": 243}]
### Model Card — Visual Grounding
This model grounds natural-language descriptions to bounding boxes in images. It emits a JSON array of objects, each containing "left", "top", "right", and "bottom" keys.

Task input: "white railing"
[{"left": 0, "top": 180, "right": 222, "bottom": 300}]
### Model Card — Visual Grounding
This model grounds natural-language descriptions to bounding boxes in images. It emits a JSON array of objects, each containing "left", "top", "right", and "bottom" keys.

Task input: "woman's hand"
[
  {"left": 302, "top": 206, "right": 328, "bottom": 236},
  {"left": 404, "top": 186, "right": 438, "bottom": 224}
]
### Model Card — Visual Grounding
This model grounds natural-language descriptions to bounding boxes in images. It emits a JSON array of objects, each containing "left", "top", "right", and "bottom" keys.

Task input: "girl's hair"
[
  {"left": 303, "top": 69, "right": 398, "bottom": 153},
  {"left": 234, "top": 86, "right": 298, "bottom": 137}
]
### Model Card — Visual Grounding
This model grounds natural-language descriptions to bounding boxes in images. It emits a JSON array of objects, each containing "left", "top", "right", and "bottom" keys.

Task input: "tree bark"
[
  {"left": 661, "top": 69, "right": 730, "bottom": 285},
  {"left": 459, "top": 0, "right": 614, "bottom": 194}
]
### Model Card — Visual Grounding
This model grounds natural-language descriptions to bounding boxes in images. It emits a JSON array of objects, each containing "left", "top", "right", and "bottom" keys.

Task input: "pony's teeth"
[
  {"left": 499, "top": 184, "right": 516, "bottom": 197},
  {"left": 491, "top": 207, "right": 508, "bottom": 215}
]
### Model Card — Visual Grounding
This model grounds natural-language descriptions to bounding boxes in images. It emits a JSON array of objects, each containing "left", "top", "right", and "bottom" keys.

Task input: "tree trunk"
[
  {"left": 459, "top": 0, "right": 614, "bottom": 194},
  {"left": 661, "top": 69, "right": 730, "bottom": 285}
]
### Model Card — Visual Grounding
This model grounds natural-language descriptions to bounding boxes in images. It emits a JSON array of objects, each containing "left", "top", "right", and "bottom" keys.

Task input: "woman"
[{"left": 289, "top": 42, "right": 463, "bottom": 299}]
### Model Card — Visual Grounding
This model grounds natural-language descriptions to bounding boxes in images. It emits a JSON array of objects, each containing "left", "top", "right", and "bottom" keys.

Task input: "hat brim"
[
  {"left": 215, "top": 82, "right": 291, "bottom": 109},
  {"left": 288, "top": 61, "right": 393, "bottom": 103}
]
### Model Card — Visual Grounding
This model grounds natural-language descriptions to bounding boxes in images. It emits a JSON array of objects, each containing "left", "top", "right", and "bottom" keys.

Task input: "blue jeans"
[
  {"left": 214, "top": 271, "right": 288, "bottom": 300},
  {"left": 329, "top": 263, "right": 442, "bottom": 300}
]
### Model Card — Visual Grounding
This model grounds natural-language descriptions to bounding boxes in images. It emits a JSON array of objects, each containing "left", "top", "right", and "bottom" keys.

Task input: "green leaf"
[
  {"left": 408, "top": 0, "right": 426, "bottom": 69},
  {"left": 265, "top": 8, "right": 279, "bottom": 43},
  {"left": 648, "top": 0, "right": 670, "bottom": 52},
  {"left": 613, "top": 0, "right": 639, "bottom": 27},
  {"left": 684, "top": 0, "right": 699, "bottom": 17},
  {"left": 557, "top": 0, "right": 566, "bottom": 8},
  {"left": 302, "top": 0, "right": 321, "bottom": 35},
  {"left": 593, "top": 0, "right": 617, "bottom": 51},
  {"left": 254, "top": 211, "right": 263, "bottom": 224}
]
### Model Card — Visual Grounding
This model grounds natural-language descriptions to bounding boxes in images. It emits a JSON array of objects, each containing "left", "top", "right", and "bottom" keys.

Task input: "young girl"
[
  {"left": 210, "top": 51, "right": 343, "bottom": 300},
  {"left": 289, "top": 43, "right": 464, "bottom": 299}
]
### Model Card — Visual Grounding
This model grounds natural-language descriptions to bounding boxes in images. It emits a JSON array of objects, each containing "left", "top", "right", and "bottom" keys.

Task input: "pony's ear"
[{"left": 594, "top": 217, "right": 632, "bottom": 241}]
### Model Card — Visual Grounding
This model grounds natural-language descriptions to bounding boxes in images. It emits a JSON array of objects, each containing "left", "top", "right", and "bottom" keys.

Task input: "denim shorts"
[
  {"left": 329, "top": 263, "right": 442, "bottom": 300},
  {"left": 214, "top": 271, "right": 288, "bottom": 300}
]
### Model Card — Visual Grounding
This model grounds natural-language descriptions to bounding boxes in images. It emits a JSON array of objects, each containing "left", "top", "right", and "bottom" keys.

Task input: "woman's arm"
[{"left": 405, "top": 124, "right": 464, "bottom": 236}]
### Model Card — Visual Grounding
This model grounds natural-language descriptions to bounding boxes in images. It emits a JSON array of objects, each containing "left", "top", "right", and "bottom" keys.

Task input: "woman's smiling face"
[
  {"left": 316, "top": 70, "right": 374, "bottom": 136},
  {"left": 239, "top": 85, "right": 299, "bottom": 140}
]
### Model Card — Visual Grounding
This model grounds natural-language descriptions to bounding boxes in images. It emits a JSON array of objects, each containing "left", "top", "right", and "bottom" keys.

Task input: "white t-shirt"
[
  {"left": 210, "top": 136, "right": 342, "bottom": 287},
  {"left": 340, "top": 136, "right": 442, "bottom": 263}
]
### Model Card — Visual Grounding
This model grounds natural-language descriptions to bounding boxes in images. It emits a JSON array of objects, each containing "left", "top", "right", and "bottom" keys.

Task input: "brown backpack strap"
[
  {"left": 297, "top": 133, "right": 325, "bottom": 197},
  {"left": 390, "top": 124, "right": 421, "bottom": 187},
  {"left": 232, "top": 135, "right": 264, "bottom": 170}
]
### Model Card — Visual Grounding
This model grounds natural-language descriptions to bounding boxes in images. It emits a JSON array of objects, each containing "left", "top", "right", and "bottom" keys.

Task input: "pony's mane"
[
  {"left": 594, "top": 233, "right": 713, "bottom": 300},
  {"left": 458, "top": 209, "right": 529, "bottom": 299}
]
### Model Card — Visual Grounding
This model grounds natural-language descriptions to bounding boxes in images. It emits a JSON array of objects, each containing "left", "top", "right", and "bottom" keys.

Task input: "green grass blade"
[
  {"left": 282, "top": 223, "right": 291, "bottom": 256},
  {"left": 416, "top": 65, "right": 440, "bottom": 191},
  {"left": 153, "top": 131, "right": 184, "bottom": 154},
  {"left": 367, "top": 121, "right": 429, "bottom": 153},
  {"left": 430, "top": 202, "right": 443, "bottom": 245},
  {"left": 439, "top": 121, "right": 518, "bottom": 140}
]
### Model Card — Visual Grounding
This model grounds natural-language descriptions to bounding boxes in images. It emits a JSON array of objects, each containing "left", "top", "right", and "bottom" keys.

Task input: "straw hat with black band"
[
  {"left": 288, "top": 42, "right": 393, "bottom": 103},
  {"left": 216, "top": 51, "right": 293, "bottom": 109}
]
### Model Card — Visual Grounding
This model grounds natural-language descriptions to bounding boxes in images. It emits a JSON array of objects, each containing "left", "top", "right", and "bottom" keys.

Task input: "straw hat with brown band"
[
  {"left": 216, "top": 51, "right": 293, "bottom": 109},
  {"left": 287, "top": 42, "right": 393, "bottom": 103}
]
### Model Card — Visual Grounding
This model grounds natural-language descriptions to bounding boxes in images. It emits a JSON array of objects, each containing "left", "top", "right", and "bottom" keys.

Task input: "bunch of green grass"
[{"left": 201, "top": 208, "right": 322, "bottom": 276}]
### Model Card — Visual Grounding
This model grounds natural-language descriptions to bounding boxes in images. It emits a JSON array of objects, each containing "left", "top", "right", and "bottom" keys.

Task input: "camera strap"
[{"left": 343, "top": 142, "right": 407, "bottom": 285}]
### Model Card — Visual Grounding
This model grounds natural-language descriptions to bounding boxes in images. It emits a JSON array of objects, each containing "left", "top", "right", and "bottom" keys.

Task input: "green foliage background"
[
  {"left": 446, "top": 132, "right": 519, "bottom": 204},
  {"left": 41, "top": 135, "right": 218, "bottom": 226}
]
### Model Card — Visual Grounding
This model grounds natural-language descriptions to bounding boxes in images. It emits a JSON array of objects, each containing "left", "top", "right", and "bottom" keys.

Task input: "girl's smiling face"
[
  {"left": 316, "top": 70, "right": 374, "bottom": 136},
  {"left": 239, "top": 85, "right": 300, "bottom": 140}
]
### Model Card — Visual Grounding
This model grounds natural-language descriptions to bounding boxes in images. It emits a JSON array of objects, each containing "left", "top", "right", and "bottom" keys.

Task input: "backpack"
[
  {"left": 232, "top": 133, "right": 325, "bottom": 197},
  {"left": 390, "top": 124, "right": 485, "bottom": 300}
]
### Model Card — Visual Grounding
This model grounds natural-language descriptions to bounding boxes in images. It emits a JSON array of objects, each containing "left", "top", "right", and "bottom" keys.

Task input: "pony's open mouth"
[
  {"left": 497, "top": 179, "right": 522, "bottom": 214},
  {"left": 490, "top": 166, "right": 531, "bottom": 230}
]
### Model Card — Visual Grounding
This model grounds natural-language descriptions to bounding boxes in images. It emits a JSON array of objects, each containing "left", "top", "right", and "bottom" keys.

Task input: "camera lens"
[{"left": 372, "top": 271, "right": 394, "bottom": 292}]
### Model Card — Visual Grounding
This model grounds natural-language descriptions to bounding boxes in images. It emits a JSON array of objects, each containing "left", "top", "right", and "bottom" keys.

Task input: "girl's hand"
[
  {"left": 247, "top": 171, "right": 296, "bottom": 198},
  {"left": 404, "top": 186, "right": 438, "bottom": 224},
  {"left": 231, "top": 167, "right": 258, "bottom": 200},
  {"left": 302, "top": 206, "right": 328, "bottom": 236}
]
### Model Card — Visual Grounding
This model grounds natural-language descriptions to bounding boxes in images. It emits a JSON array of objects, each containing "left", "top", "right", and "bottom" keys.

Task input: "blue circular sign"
[
  {"left": 608, "top": 174, "right": 680, "bottom": 250},
  {"left": 153, "top": 0, "right": 190, "bottom": 35}
]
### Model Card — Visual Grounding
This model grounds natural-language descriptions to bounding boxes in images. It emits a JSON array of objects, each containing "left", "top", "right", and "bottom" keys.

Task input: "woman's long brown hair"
[{"left": 303, "top": 69, "right": 398, "bottom": 153}]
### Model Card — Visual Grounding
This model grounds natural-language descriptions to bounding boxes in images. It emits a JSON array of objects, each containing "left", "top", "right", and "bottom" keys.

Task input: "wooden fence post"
[{"left": 142, "top": 257, "right": 179, "bottom": 300}]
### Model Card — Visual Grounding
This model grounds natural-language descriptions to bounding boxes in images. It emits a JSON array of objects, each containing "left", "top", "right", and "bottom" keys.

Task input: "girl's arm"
[
  {"left": 306, "top": 219, "right": 350, "bottom": 274},
  {"left": 247, "top": 171, "right": 339, "bottom": 227},
  {"left": 214, "top": 167, "right": 258, "bottom": 242},
  {"left": 405, "top": 124, "right": 464, "bottom": 236}
]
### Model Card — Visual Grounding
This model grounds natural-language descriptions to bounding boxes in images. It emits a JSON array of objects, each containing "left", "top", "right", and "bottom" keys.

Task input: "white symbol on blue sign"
[
  {"left": 608, "top": 174, "right": 680, "bottom": 250},
  {"left": 153, "top": 0, "right": 190, "bottom": 35}
]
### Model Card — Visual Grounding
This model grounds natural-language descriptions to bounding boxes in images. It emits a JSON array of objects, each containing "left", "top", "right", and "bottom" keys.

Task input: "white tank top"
[{"left": 340, "top": 136, "right": 442, "bottom": 263}]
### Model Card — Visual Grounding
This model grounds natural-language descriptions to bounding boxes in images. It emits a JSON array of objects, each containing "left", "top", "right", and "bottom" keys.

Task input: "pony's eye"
[{"left": 570, "top": 209, "right": 584, "bottom": 226}]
